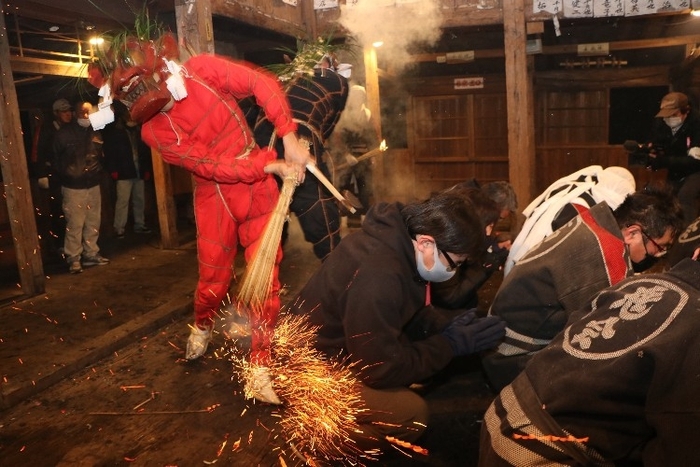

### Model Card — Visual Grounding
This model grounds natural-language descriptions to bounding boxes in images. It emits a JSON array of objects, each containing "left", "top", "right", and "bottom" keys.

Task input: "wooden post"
[
  {"left": 150, "top": 149, "right": 180, "bottom": 249},
  {"left": 150, "top": 0, "right": 214, "bottom": 249},
  {"left": 300, "top": 0, "right": 318, "bottom": 40},
  {"left": 503, "top": 0, "right": 536, "bottom": 207},
  {"left": 175, "top": 0, "right": 215, "bottom": 59},
  {"left": 0, "top": 7, "right": 44, "bottom": 295},
  {"left": 363, "top": 45, "right": 384, "bottom": 202}
]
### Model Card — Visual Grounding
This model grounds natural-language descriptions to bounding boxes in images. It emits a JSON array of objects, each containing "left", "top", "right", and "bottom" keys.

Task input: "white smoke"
[{"left": 338, "top": 0, "right": 444, "bottom": 72}]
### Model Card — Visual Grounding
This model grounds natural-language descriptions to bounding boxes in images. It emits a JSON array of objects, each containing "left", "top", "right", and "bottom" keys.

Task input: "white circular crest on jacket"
[{"left": 562, "top": 277, "right": 687, "bottom": 360}]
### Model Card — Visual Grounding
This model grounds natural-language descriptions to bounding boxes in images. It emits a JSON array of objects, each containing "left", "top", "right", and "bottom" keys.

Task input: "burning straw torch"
[{"left": 335, "top": 139, "right": 388, "bottom": 172}]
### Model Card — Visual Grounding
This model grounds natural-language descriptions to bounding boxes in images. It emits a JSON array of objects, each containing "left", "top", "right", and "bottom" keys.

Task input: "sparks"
[{"left": 228, "top": 313, "right": 377, "bottom": 465}]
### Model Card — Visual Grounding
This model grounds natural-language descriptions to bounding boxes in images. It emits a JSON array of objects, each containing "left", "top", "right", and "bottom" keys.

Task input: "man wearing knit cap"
[{"left": 649, "top": 91, "right": 700, "bottom": 224}]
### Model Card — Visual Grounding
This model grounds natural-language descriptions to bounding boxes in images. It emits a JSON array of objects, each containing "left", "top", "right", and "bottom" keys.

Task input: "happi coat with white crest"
[
  {"left": 140, "top": 54, "right": 297, "bottom": 365},
  {"left": 482, "top": 202, "right": 632, "bottom": 391},
  {"left": 479, "top": 258, "right": 700, "bottom": 466}
]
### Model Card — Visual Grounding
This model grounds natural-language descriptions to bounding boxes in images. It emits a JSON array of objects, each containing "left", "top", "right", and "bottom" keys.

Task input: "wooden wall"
[{"left": 390, "top": 64, "right": 683, "bottom": 205}]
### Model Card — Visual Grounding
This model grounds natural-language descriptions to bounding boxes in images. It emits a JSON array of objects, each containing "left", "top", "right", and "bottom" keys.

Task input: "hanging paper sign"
[
  {"left": 533, "top": 0, "right": 562, "bottom": 14},
  {"left": 563, "top": 0, "right": 594, "bottom": 17},
  {"left": 624, "top": 0, "right": 658, "bottom": 15},
  {"left": 454, "top": 77, "right": 484, "bottom": 90},
  {"left": 593, "top": 0, "right": 624, "bottom": 16},
  {"left": 282, "top": 0, "right": 298, "bottom": 5},
  {"left": 314, "top": 0, "right": 338, "bottom": 9}
]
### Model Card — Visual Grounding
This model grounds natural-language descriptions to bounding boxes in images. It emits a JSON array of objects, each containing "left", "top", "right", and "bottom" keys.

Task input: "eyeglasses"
[
  {"left": 640, "top": 228, "right": 669, "bottom": 257},
  {"left": 439, "top": 249, "right": 464, "bottom": 272}
]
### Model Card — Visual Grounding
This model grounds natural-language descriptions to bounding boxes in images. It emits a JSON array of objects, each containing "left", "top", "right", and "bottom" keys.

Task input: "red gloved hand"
[
  {"left": 143, "top": 171, "right": 151, "bottom": 181},
  {"left": 111, "top": 172, "right": 118, "bottom": 180}
]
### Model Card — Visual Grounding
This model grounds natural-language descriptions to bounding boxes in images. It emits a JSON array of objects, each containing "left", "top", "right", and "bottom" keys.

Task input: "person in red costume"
[{"left": 87, "top": 32, "right": 311, "bottom": 404}]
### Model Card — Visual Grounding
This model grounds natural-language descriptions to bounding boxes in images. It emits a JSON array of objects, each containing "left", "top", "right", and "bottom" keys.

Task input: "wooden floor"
[{"left": 0, "top": 216, "right": 500, "bottom": 466}]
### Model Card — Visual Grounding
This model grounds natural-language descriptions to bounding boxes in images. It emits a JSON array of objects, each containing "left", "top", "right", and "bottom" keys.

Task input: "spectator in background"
[
  {"left": 32, "top": 98, "right": 74, "bottom": 255},
  {"left": 53, "top": 101, "right": 110, "bottom": 274},
  {"left": 482, "top": 181, "right": 521, "bottom": 249},
  {"left": 649, "top": 91, "right": 700, "bottom": 225},
  {"left": 483, "top": 185, "right": 685, "bottom": 392},
  {"left": 102, "top": 103, "right": 153, "bottom": 238}
]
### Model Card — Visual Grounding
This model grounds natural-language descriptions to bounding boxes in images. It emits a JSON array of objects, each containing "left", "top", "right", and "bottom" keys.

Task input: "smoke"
[{"left": 338, "top": 0, "right": 443, "bottom": 73}]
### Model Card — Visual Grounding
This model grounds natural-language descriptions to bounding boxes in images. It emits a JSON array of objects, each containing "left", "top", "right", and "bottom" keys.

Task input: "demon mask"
[{"left": 88, "top": 32, "right": 181, "bottom": 124}]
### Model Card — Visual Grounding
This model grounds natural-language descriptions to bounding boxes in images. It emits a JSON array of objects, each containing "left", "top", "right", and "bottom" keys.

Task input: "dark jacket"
[
  {"left": 291, "top": 202, "right": 455, "bottom": 389},
  {"left": 53, "top": 122, "right": 104, "bottom": 189},
  {"left": 483, "top": 202, "right": 631, "bottom": 391},
  {"left": 650, "top": 112, "right": 700, "bottom": 182},
  {"left": 32, "top": 118, "right": 62, "bottom": 179},
  {"left": 482, "top": 259, "right": 700, "bottom": 466},
  {"left": 102, "top": 120, "right": 152, "bottom": 180}
]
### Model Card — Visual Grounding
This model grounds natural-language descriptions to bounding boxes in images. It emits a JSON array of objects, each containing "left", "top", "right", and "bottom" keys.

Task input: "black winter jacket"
[
  {"left": 53, "top": 122, "right": 104, "bottom": 189},
  {"left": 291, "top": 202, "right": 455, "bottom": 389}
]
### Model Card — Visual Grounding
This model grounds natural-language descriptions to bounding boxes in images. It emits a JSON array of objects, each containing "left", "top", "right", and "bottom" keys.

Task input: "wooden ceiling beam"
[
  {"left": 408, "top": 33, "right": 700, "bottom": 63},
  {"left": 9, "top": 56, "right": 87, "bottom": 78}
]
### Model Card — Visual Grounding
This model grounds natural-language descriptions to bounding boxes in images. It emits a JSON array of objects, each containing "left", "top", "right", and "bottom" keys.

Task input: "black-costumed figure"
[{"left": 252, "top": 41, "right": 351, "bottom": 260}]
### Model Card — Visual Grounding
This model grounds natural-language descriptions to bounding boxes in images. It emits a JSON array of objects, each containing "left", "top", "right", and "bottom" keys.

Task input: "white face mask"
[
  {"left": 664, "top": 116, "right": 683, "bottom": 130},
  {"left": 415, "top": 243, "right": 456, "bottom": 283},
  {"left": 77, "top": 118, "right": 91, "bottom": 128}
]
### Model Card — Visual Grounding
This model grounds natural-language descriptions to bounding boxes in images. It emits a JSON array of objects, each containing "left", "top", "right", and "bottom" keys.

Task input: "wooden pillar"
[
  {"left": 151, "top": 0, "right": 214, "bottom": 249},
  {"left": 300, "top": 0, "right": 318, "bottom": 39},
  {"left": 363, "top": 45, "right": 385, "bottom": 202},
  {"left": 0, "top": 7, "right": 44, "bottom": 295},
  {"left": 503, "top": 0, "right": 536, "bottom": 206},
  {"left": 175, "top": 0, "right": 215, "bottom": 58}
]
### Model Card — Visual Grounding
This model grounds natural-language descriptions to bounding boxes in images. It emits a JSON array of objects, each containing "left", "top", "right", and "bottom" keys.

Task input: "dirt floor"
[{"left": 0, "top": 216, "right": 503, "bottom": 466}]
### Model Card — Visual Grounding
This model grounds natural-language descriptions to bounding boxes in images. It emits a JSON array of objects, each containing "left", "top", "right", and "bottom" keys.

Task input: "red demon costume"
[
  {"left": 88, "top": 31, "right": 312, "bottom": 404},
  {"left": 139, "top": 54, "right": 297, "bottom": 365}
]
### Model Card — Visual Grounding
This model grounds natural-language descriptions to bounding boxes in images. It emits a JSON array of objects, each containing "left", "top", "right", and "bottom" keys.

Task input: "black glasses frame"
[
  {"left": 640, "top": 228, "right": 669, "bottom": 256},
  {"left": 439, "top": 249, "right": 462, "bottom": 272}
]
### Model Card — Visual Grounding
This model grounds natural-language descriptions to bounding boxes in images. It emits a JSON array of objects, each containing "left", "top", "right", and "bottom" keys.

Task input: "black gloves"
[{"left": 442, "top": 311, "right": 506, "bottom": 356}]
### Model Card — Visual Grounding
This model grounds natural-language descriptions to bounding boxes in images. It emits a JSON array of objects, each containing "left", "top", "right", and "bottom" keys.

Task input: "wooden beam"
[
  {"left": 503, "top": 0, "right": 536, "bottom": 206},
  {"left": 211, "top": 0, "right": 306, "bottom": 39},
  {"left": 9, "top": 56, "right": 87, "bottom": 78},
  {"left": 409, "top": 34, "right": 700, "bottom": 64},
  {"left": 0, "top": 7, "right": 44, "bottom": 296}
]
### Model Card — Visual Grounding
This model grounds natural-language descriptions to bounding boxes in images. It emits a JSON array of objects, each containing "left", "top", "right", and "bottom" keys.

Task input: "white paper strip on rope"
[
  {"left": 314, "top": 0, "right": 339, "bottom": 10},
  {"left": 563, "top": 0, "right": 594, "bottom": 17},
  {"left": 593, "top": 0, "right": 624, "bottom": 17},
  {"left": 282, "top": 0, "right": 298, "bottom": 5},
  {"left": 533, "top": 0, "right": 562, "bottom": 15}
]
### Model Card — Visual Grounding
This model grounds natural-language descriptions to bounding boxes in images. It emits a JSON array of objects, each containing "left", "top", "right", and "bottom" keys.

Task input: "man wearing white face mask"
[
  {"left": 53, "top": 101, "right": 109, "bottom": 274},
  {"left": 291, "top": 190, "right": 506, "bottom": 452},
  {"left": 649, "top": 91, "right": 700, "bottom": 225}
]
